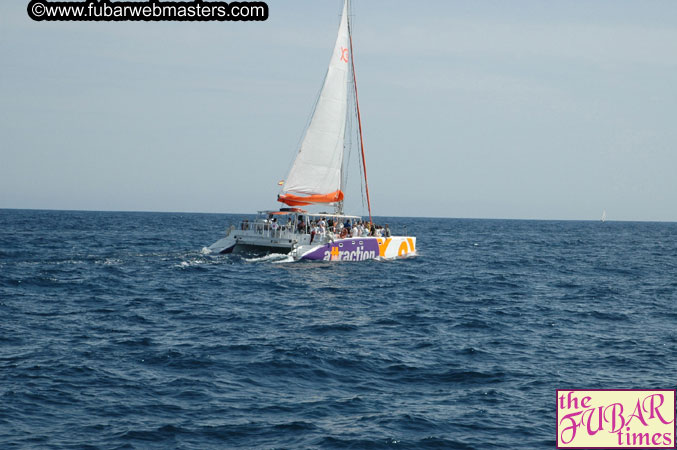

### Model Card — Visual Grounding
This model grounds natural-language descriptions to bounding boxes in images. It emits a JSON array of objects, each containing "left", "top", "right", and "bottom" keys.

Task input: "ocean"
[{"left": 1, "top": 209, "right": 676, "bottom": 449}]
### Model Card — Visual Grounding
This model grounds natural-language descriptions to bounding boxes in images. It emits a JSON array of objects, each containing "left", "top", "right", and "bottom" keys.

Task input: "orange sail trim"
[{"left": 278, "top": 190, "right": 344, "bottom": 207}]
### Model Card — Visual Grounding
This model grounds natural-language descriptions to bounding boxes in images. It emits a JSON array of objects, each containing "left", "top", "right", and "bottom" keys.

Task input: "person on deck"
[{"left": 309, "top": 222, "right": 316, "bottom": 243}]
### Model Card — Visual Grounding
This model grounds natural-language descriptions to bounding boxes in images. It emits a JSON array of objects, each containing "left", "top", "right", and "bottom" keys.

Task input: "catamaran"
[{"left": 208, "top": 0, "right": 416, "bottom": 261}]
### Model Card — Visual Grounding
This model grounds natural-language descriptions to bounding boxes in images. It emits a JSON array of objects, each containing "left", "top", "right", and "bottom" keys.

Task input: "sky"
[{"left": 1, "top": 0, "right": 676, "bottom": 221}]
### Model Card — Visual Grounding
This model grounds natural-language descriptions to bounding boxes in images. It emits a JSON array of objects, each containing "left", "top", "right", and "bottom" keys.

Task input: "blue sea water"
[{"left": 1, "top": 209, "right": 676, "bottom": 449}]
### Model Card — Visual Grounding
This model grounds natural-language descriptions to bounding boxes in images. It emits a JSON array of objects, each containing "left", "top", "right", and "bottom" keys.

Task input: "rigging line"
[
  {"left": 351, "top": 81, "right": 366, "bottom": 212},
  {"left": 356, "top": 90, "right": 367, "bottom": 212},
  {"left": 349, "top": 44, "right": 366, "bottom": 214},
  {"left": 343, "top": 81, "right": 353, "bottom": 192},
  {"left": 340, "top": 81, "right": 353, "bottom": 216},
  {"left": 347, "top": 2, "right": 373, "bottom": 225},
  {"left": 349, "top": 75, "right": 366, "bottom": 214}
]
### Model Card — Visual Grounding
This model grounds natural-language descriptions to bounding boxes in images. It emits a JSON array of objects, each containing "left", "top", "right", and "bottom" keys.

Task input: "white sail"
[{"left": 281, "top": 0, "right": 350, "bottom": 198}]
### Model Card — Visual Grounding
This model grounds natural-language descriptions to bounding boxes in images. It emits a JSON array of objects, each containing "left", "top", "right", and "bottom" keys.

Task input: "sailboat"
[
  {"left": 601, "top": 210, "right": 607, "bottom": 222},
  {"left": 208, "top": 0, "right": 416, "bottom": 261}
]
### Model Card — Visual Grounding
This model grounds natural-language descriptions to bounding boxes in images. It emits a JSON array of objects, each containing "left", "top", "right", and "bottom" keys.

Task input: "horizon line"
[{"left": 1, "top": 207, "right": 674, "bottom": 224}]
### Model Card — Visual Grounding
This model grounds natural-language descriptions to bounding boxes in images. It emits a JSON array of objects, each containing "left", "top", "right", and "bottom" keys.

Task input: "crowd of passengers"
[{"left": 241, "top": 216, "right": 392, "bottom": 240}]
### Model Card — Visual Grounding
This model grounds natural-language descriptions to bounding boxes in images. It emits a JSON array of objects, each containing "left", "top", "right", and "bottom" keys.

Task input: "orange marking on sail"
[
  {"left": 407, "top": 238, "right": 415, "bottom": 252},
  {"left": 340, "top": 47, "right": 349, "bottom": 63},
  {"left": 398, "top": 241, "right": 409, "bottom": 256}
]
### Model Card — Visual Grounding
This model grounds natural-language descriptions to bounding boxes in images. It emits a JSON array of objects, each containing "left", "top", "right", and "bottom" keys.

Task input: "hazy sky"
[{"left": 2, "top": 1, "right": 676, "bottom": 221}]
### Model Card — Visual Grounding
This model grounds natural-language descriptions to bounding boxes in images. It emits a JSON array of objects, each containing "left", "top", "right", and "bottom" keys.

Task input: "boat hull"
[
  {"left": 294, "top": 236, "right": 416, "bottom": 261},
  {"left": 208, "top": 236, "right": 237, "bottom": 254},
  {"left": 207, "top": 217, "right": 416, "bottom": 262},
  {"left": 232, "top": 243, "right": 292, "bottom": 255},
  {"left": 208, "top": 227, "right": 301, "bottom": 255},
  {"left": 209, "top": 238, "right": 293, "bottom": 256}
]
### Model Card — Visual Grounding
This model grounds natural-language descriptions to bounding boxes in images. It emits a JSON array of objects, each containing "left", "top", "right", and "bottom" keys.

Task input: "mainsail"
[{"left": 278, "top": 0, "right": 350, "bottom": 207}]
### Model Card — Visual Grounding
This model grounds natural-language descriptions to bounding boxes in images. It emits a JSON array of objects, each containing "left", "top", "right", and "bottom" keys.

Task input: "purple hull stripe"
[{"left": 302, "top": 238, "right": 380, "bottom": 261}]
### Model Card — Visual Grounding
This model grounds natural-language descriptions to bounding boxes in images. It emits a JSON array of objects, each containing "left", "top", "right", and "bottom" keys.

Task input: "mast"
[{"left": 347, "top": 2, "right": 373, "bottom": 225}]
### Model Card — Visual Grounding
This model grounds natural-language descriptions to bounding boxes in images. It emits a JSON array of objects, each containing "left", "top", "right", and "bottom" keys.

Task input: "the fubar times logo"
[{"left": 557, "top": 389, "right": 676, "bottom": 448}]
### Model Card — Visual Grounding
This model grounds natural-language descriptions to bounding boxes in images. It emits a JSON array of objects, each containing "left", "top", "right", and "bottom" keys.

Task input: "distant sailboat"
[
  {"left": 601, "top": 210, "right": 607, "bottom": 222},
  {"left": 207, "top": 0, "right": 416, "bottom": 261}
]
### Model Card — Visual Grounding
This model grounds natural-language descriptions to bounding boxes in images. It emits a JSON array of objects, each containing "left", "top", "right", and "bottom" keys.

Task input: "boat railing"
[
  {"left": 237, "top": 219, "right": 382, "bottom": 242},
  {"left": 239, "top": 220, "right": 302, "bottom": 239}
]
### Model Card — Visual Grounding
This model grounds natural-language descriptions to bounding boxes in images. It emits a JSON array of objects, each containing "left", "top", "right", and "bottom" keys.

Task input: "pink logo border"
[{"left": 556, "top": 389, "right": 677, "bottom": 449}]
